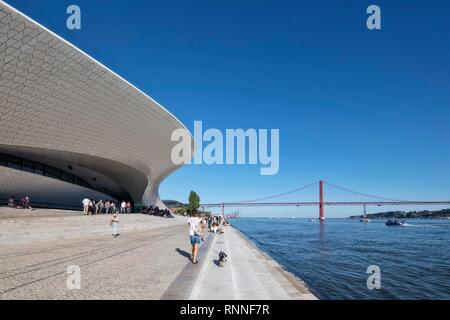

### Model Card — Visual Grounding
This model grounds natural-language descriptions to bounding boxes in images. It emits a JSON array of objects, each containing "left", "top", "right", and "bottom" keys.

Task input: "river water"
[{"left": 231, "top": 218, "right": 450, "bottom": 299}]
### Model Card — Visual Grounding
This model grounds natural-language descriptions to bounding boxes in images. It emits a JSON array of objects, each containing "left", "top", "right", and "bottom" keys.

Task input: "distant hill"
[
  {"left": 162, "top": 200, "right": 185, "bottom": 208},
  {"left": 349, "top": 208, "right": 450, "bottom": 220}
]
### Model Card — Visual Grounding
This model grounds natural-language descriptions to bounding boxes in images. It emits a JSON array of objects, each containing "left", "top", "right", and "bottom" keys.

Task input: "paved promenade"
[
  {"left": 164, "top": 226, "right": 317, "bottom": 300},
  {"left": 191, "top": 227, "right": 316, "bottom": 299},
  {"left": 0, "top": 208, "right": 316, "bottom": 300},
  {"left": 0, "top": 207, "right": 186, "bottom": 245},
  {"left": 0, "top": 208, "right": 190, "bottom": 299}
]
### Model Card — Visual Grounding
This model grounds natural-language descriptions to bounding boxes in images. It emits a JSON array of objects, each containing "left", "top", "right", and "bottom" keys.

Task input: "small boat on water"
[
  {"left": 385, "top": 219, "right": 406, "bottom": 226},
  {"left": 309, "top": 219, "right": 316, "bottom": 222},
  {"left": 360, "top": 206, "right": 370, "bottom": 223}
]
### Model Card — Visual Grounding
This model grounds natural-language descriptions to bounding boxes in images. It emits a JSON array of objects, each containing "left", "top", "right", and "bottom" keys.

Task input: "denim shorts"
[{"left": 190, "top": 235, "right": 201, "bottom": 245}]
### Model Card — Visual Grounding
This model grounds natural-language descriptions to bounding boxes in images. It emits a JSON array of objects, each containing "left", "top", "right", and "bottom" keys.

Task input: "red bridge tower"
[{"left": 319, "top": 180, "right": 325, "bottom": 221}]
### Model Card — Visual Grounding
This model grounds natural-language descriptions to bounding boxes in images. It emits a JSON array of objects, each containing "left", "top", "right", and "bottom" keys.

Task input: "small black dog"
[{"left": 218, "top": 251, "right": 227, "bottom": 267}]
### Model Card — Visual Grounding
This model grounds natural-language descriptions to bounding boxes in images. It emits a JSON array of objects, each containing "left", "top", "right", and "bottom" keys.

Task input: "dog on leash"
[{"left": 218, "top": 251, "right": 227, "bottom": 267}]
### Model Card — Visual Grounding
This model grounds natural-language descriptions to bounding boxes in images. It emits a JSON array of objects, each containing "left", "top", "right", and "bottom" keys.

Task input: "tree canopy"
[{"left": 187, "top": 191, "right": 200, "bottom": 215}]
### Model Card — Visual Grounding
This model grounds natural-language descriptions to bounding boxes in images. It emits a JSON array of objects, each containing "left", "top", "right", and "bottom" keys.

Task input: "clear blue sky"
[{"left": 6, "top": 0, "right": 450, "bottom": 217}]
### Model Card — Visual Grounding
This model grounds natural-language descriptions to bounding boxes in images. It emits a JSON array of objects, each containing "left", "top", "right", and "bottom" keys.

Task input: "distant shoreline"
[{"left": 349, "top": 208, "right": 450, "bottom": 220}]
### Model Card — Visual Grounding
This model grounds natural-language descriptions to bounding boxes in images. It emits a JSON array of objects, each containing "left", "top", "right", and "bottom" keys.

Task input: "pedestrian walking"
[
  {"left": 188, "top": 213, "right": 204, "bottom": 264},
  {"left": 105, "top": 200, "right": 111, "bottom": 214},
  {"left": 110, "top": 214, "right": 120, "bottom": 237},
  {"left": 82, "top": 198, "right": 90, "bottom": 215}
]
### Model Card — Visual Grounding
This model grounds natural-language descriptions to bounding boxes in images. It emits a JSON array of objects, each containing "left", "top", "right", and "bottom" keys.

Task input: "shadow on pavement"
[{"left": 175, "top": 248, "right": 191, "bottom": 260}]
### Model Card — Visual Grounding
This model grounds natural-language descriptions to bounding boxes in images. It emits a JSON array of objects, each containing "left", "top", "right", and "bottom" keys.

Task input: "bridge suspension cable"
[
  {"left": 322, "top": 181, "right": 407, "bottom": 202},
  {"left": 236, "top": 181, "right": 318, "bottom": 203},
  {"left": 201, "top": 180, "right": 450, "bottom": 220}
]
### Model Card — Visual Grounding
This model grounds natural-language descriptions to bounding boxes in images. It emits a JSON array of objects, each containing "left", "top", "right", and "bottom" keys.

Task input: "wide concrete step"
[{"left": 0, "top": 208, "right": 187, "bottom": 245}]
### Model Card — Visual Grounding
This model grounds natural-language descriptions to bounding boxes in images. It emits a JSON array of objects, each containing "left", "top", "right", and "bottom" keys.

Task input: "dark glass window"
[
  {"left": 0, "top": 153, "right": 92, "bottom": 190},
  {"left": 79, "top": 179, "right": 90, "bottom": 188},
  {"left": 61, "top": 171, "right": 74, "bottom": 183},
  {"left": 45, "top": 167, "right": 62, "bottom": 179},
  {"left": 44, "top": 166, "right": 53, "bottom": 178},
  {"left": 22, "top": 159, "right": 34, "bottom": 173},
  {"left": 73, "top": 176, "right": 90, "bottom": 188},
  {"left": 8, "top": 156, "right": 22, "bottom": 170},
  {"left": 54, "top": 168, "right": 62, "bottom": 179},
  {"left": 0, "top": 154, "right": 8, "bottom": 166},
  {"left": 34, "top": 163, "right": 44, "bottom": 175}
]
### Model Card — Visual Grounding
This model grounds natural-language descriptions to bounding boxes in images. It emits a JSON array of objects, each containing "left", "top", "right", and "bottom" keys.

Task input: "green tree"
[{"left": 187, "top": 191, "right": 200, "bottom": 216}]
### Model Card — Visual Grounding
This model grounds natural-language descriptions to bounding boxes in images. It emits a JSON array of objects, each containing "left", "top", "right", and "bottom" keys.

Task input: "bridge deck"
[{"left": 203, "top": 201, "right": 450, "bottom": 208}]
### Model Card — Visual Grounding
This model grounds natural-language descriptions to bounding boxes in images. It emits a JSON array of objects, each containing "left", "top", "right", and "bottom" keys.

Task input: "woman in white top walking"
[{"left": 188, "top": 213, "right": 204, "bottom": 264}]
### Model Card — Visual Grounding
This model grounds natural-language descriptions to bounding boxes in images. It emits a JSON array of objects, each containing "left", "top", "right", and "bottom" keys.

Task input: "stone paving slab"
[
  {"left": 161, "top": 233, "right": 214, "bottom": 300},
  {"left": 0, "top": 211, "right": 192, "bottom": 300},
  {"left": 0, "top": 207, "right": 187, "bottom": 245},
  {"left": 0, "top": 209, "right": 317, "bottom": 300},
  {"left": 173, "top": 226, "right": 317, "bottom": 300}
]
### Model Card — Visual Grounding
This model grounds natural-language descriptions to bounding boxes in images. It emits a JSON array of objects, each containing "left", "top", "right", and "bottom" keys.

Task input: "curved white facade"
[{"left": 0, "top": 1, "right": 192, "bottom": 209}]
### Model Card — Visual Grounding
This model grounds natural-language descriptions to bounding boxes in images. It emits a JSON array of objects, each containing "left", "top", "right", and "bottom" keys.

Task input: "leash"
[{"left": 210, "top": 247, "right": 222, "bottom": 255}]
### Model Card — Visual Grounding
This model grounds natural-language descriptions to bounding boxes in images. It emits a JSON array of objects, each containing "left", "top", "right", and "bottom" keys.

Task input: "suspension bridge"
[{"left": 201, "top": 181, "right": 450, "bottom": 220}]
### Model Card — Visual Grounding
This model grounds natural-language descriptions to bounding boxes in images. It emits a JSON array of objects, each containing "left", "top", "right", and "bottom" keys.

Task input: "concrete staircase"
[{"left": 0, "top": 207, "right": 187, "bottom": 245}]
